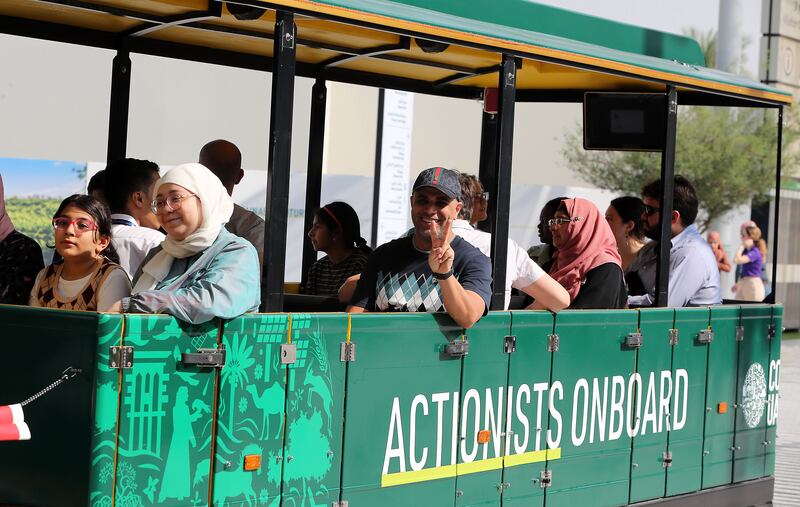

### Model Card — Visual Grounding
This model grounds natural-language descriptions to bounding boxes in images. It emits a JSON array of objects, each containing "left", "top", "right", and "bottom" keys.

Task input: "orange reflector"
[
  {"left": 244, "top": 454, "right": 261, "bottom": 471},
  {"left": 477, "top": 430, "right": 491, "bottom": 444},
  {"left": 717, "top": 402, "right": 728, "bottom": 414}
]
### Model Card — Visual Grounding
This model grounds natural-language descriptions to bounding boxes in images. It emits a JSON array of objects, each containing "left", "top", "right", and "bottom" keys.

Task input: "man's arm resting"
[
  {"left": 523, "top": 275, "right": 570, "bottom": 312},
  {"left": 438, "top": 276, "right": 485, "bottom": 328}
]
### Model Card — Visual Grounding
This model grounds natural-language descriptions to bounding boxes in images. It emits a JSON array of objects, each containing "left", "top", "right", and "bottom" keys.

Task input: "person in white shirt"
[
  {"left": 103, "top": 158, "right": 166, "bottom": 279},
  {"left": 454, "top": 173, "right": 569, "bottom": 311},
  {"left": 199, "top": 139, "right": 266, "bottom": 307}
]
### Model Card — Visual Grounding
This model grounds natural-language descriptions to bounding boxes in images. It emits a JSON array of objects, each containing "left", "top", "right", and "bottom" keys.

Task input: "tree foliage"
[{"left": 563, "top": 106, "right": 799, "bottom": 231}]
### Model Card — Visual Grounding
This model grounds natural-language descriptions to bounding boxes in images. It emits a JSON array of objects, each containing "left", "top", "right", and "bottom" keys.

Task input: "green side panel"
[
  {"left": 455, "top": 312, "right": 511, "bottom": 507},
  {"left": 341, "top": 313, "right": 464, "bottom": 506},
  {"left": 733, "top": 305, "right": 772, "bottom": 482},
  {"left": 0, "top": 307, "right": 99, "bottom": 507},
  {"left": 392, "top": 0, "right": 705, "bottom": 65},
  {"left": 701, "top": 306, "right": 740, "bottom": 489},
  {"left": 282, "top": 313, "right": 347, "bottom": 507},
  {"left": 665, "top": 308, "right": 710, "bottom": 496},
  {"left": 765, "top": 306, "right": 782, "bottom": 476},
  {"left": 214, "top": 314, "right": 288, "bottom": 507},
  {"left": 545, "top": 310, "right": 638, "bottom": 507},
  {"left": 502, "top": 311, "right": 554, "bottom": 507},
  {"left": 89, "top": 313, "right": 124, "bottom": 506},
  {"left": 116, "top": 315, "right": 219, "bottom": 507},
  {"left": 629, "top": 308, "right": 674, "bottom": 503}
]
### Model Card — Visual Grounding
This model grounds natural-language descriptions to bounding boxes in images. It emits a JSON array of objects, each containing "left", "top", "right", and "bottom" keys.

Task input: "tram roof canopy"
[{"left": 0, "top": 0, "right": 791, "bottom": 105}]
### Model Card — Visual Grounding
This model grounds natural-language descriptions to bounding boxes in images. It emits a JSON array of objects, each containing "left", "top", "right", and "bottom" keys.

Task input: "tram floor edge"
[{"left": 630, "top": 476, "right": 774, "bottom": 507}]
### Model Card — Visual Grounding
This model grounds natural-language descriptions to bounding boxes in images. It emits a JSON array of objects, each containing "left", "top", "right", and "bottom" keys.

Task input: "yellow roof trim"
[{"left": 258, "top": 0, "right": 791, "bottom": 104}]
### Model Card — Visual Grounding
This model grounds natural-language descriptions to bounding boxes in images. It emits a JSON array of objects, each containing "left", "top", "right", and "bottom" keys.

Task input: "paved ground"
[{"left": 773, "top": 339, "right": 800, "bottom": 506}]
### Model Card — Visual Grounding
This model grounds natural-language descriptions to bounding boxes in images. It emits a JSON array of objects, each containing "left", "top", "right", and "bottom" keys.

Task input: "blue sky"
[{"left": 1, "top": 157, "right": 87, "bottom": 198}]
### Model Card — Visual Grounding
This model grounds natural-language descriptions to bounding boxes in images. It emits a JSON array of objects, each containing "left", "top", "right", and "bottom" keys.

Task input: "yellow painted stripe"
[
  {"left": 258, "top": 0, "right": 791, "bottom": 104},
  {"left": 381, "top": 463, "right": 458, "bottom": 487},
  {"left": 381, "top": 448, "right": 562, "bottom": 487},
  {"left": 457, "top": 456, "right": 503, "bottom": 475}
]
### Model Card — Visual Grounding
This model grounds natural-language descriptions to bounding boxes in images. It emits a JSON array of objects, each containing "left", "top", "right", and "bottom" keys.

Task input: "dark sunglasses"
[{"left": 643, "top": 204, "right": 658, "bottom": 216}]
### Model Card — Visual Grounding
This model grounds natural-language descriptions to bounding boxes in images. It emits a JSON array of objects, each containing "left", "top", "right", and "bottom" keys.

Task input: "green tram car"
[{"left": 0, "top": 1, "right": 790, "bottom": 506}]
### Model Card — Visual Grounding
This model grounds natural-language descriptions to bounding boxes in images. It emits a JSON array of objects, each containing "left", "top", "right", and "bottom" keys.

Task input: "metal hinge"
[
  {"left": 340, "top": 342, "right": 356, "bottom": 362},
  {"left": 539, "top": 470, "right": 552, "bottom": 489},
  {"left": 625, "top": 332, "right": 643, "bottom": 349},
  {"left": 279, "top": 18, "right": 295, "bottom": 49},
  {"left": 504, "top": 335, "right": 516, "bottom": 354},
  {"left": 109, "top": 345, "right": 134, "bottom": 369},
  {"left": 662, "top": 451, "right": 673, "bottom": 468},
  {"left": 280, "top": 344, "right": 297, "bottom": 365},
  {"left": 548, "top": 334, "right": 559, "bottom": 352},
  {"left": 181, "top": 346, "right": 226, "bottom": 368},
  {"left": 697, "top": 329, "right": 714, "bottom": 344},
  {"left": 332, "top": 501, "right": 348, "bottom": 507},
  {"left": 768, "top": 324, "right": 777, "bottom": 340},
  {"left": 668, "top": 328, "right": 679, "bottom": 346},
  {"left": 445, "top": 339, "right": 469, "bottom": 358},
  {"left": 735, "top": 326, "right": 744, "bottom": 342}
]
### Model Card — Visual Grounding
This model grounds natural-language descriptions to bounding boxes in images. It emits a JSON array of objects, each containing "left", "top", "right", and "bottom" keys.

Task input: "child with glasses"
[
  {"left": 111, "top": 163, "right": 260, "bottom": 324},
  {"left": 29, "top": 194, "right": 131, "bottom": 311}
]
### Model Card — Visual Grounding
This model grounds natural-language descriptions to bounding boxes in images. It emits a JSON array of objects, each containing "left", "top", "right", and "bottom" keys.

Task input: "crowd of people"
[{"left": 0, "top": 142, "right": 770, "bottom": 327}]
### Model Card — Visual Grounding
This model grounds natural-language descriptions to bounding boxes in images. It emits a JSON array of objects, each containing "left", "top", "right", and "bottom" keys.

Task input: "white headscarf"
[{"left": 133, "top": 163, "right": 233, "bottom": 293}]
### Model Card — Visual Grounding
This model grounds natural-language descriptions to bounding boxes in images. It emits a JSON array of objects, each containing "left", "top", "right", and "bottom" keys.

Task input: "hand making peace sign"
[{"left": 428, "top": 217, "right": 455, "bottom": 275}]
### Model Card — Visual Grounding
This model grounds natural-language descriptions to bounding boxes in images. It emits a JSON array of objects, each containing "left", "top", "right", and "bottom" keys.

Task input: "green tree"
[{"left": 564, "top": 107, "right": 798, "bottom": 231}]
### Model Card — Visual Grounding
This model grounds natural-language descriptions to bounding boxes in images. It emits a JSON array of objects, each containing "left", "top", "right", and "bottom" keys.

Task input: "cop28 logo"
[{"left": 742, "top": 363, "right": 767, "bottom": 428}]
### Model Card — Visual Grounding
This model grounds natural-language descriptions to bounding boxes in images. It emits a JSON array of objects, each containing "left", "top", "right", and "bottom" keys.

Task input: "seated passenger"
[
  {"left": 461, "top": 174, "right": 488, "bottom": 228},
  {"left": 117, "top": 163, "right": 260, "bottom": 324},
  {"left": 103, "top": 158, "right": 166, "bottom": 279},
  {"left": 451, "top": 173, "right": 568, "bottom": 311},
  {"left": 348, "top": 167, "right": 492, "bottom": 328},
  {"left": 706, "top": 231, "right": 732, "bottom": 273},
  {"left": 303, "top": 201, "right": 370, "bottom": 299},
  {"left": 629, "top": 176, "right": 721, "bottom": 307},
  {"left": 605, "top": 196, "right": 655, "bottom": 297},
  {"left": 87, "top": 170, "right": 107, "bottom": 203},
  {"left": 528, "top": 196, "right": 566, "bottom": 273},
  {"left": 549, "top": 198, "right": 626, "bottom": 309},
  {"left": 29, "top": 195, "right": 130, "bottom": 311},
  {"left": 0, "top": 174, "right": 44, "bottom": 305}
]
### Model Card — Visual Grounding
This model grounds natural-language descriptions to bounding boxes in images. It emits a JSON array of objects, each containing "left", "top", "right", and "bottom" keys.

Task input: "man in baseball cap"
[{"left": 348, "top": 167, "right": 492, "bottom": 328}]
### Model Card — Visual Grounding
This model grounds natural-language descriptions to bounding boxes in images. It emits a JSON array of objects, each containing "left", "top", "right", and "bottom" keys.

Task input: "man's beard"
[{"left": 644, "top": 225, "right": 660, "bottom": 241}]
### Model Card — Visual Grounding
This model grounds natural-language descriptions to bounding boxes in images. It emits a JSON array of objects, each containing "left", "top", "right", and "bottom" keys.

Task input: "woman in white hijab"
[
  {"left": 114, "top": 163, "right": 260, "bottom": 323},
  {"left": 0, "top": 174, "right": 44, "bottom": 304}
]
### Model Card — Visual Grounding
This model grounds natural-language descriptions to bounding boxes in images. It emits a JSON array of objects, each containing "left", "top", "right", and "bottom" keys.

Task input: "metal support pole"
[
  {"left": 654, "top": 86, "right": 678, "bottom": 307},
  {"left": 477, "top": 110, "right": 498, "bottom": 233},
  {"left": 370, "top": 88, "right": 386, "bottom": 247},
  {"left": 768, "top": 107, "right": 783, "bottom": 304},
  {"left": 301, "top": 78, "right": 327, "bottom": 289},
  {"left": 263, "top": 11, "right": 296, "bottom": 312},
  {"left": 488, "top": 55, "right": 516, "bottom": 310},
  {"left": 106, "top": 47, "right": 131, "bottom": 163}
]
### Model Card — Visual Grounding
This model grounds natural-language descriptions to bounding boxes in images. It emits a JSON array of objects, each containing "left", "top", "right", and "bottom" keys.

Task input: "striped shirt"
[{"left": 304, "top": 251, "right": 369, "bottom": 297}]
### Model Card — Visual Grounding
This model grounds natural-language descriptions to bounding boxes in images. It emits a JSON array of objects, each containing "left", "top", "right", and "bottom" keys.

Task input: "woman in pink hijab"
[
  {"left": 548, "top": 197, "right": 627, "bottom": 309},
  {"left": 0, "top": 174, "right": 44, "bottom": 304}
]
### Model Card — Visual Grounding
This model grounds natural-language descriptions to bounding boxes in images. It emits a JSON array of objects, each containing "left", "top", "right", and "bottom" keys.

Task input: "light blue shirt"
[
  {"left": 627, "top": 224, "right": 721, "bottom": 307},
  {"left": 123, "top": 229, "right": 260, "bottom": 324}
]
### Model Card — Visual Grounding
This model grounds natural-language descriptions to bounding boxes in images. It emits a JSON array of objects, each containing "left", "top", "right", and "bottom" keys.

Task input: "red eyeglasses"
[{"left": 52, "top": 217, "right": 99, "bottom": 236}]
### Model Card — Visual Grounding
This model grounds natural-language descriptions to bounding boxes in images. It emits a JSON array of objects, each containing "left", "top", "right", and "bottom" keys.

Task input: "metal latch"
[
  {"left": 625, "top": 332, "right": 643, "bottom": 349},
  {"left": 280, "top": 344, "right": 297, "bottom": 365},
  {"left": 768, "top": 324, "right": 777, "bottom": 340},
  {"left": 668, "top": 329, "right": 679, "bottom": 345},
  {"left": 662, "top": 451, "right": 673, "bottom": 468},
  {"left": 735, "top": 326, "right": 744, "bottom": 342},
  {"left": 548, "top": 334, "right": 559, "bottom": 352},
  {"left": 181, "top": 346, "right": 226, "bottom": 368},
  {"left": 504, "top": 335, "right": 516, "bottom": 354},
  {"left": 445, "top": 339, "right": 469, "bottom": 358},
  {"left": 340, "top": 342, "right": 356, "bottom": 362},
  {"left": 697, "top": 329, "right": 714, "bottom": 344},
  {"left": 109, "top": 345, "right": 134, "bottom": 369},
  {"left": 539, "top": 470, "right": 552, "bottom": 489}
]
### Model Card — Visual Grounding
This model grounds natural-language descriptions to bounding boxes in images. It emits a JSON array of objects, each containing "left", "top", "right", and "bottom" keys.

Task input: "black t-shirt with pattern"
[
  {"left": 350, "top": 235, "right": 492, "bottom": 314},
  {"left": 0, "top": 230, "right": 44, "bottom": 305}
]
